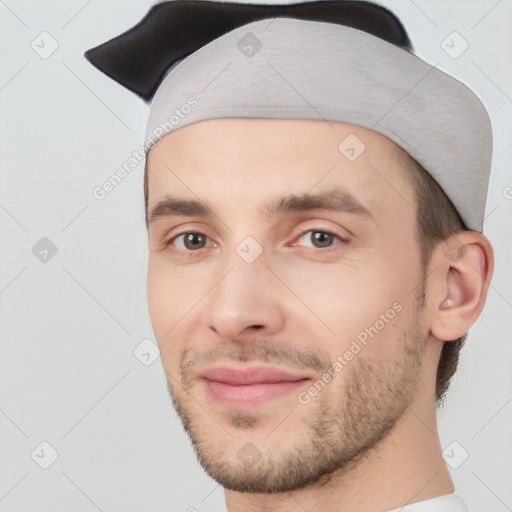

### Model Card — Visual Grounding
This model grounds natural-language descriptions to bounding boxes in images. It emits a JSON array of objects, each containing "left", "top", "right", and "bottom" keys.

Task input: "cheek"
[
  {"left": 146, "top": 257, "right": 198, "bottom": 358},
  {"left": 147, "top": 259, "right": 170, "bottom": 334},
  {"left": 276, "top": 256, "right": 411, "bottom": 351}
]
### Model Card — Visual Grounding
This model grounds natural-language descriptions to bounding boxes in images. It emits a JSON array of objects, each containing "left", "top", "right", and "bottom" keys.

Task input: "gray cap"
[{"left": 86, "top": 1, "right": 493, "bottom": 232}]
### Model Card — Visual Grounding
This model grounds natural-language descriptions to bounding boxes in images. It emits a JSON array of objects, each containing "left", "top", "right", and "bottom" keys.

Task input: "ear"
[{"left": 428, "top": 231, "right": 494, "bottom": 341}]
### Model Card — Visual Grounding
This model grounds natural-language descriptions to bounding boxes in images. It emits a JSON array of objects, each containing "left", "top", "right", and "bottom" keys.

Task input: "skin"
[{"left": 145, "top": 118, "right": 493, "bottom": 512}]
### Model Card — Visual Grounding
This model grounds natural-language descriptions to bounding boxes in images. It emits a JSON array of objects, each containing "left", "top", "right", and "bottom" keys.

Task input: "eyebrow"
[
  {"left": 261, "top": 188, "right": 374, "bottom": 220},
  {"left": 147, "top": 187, "right": 374, "bottom": 227}
]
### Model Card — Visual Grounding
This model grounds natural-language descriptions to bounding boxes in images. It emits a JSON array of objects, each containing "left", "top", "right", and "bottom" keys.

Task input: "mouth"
[{"left": 200, "top": 365, "right": 313, "bottom": 407}]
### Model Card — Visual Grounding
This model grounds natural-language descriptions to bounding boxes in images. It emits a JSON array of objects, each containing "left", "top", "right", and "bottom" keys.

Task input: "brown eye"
[
  {"left": 297, "top": 230, "right": 341, "bottom": 249},
  {"left": 172, "top": 232, "right": 210, "bottom": 251},
  {"left": 311, "top": 231, "right": 335, "bottom": 248}
]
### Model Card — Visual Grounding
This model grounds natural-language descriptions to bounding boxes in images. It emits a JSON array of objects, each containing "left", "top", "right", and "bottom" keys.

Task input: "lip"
[
  {"left": 201, "top": 365, "right": 312, "bottom": 407},
  {"left": 202, "top": 365, "right": 311, "bottom": 385}
]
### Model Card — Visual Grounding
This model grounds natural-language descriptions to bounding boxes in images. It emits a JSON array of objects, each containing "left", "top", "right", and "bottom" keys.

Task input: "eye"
[
  {"left": 295, "top": 229, "right": 346, "bottom": 250},
  {"left": 166, "top": 228, "right": 346, "bottom": 254},
  {"left": 170, "top": 232, "right": 214, "bottom": 251}
]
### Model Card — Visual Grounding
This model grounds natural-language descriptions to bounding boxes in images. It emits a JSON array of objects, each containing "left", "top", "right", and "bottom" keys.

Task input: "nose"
[{"left": 203, "top": 259, "right": 286, "bottom": 344}]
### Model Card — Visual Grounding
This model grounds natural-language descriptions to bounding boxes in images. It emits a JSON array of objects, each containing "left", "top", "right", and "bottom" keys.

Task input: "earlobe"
[{"left": 430, "top": 232, "right": 494, "bottom": 341}]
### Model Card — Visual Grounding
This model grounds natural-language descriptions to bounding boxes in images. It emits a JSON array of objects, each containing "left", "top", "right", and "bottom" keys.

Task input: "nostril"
[{"left": 251, "top": 325, "right": 264, "bottom": 330}]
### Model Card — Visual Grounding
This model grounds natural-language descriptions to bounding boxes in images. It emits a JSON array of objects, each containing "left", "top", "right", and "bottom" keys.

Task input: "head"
[{"left": 144, "top": 118, "right": 492, "bottom": 492}]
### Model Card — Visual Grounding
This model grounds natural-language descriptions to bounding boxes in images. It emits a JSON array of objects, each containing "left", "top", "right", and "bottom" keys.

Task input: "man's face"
[{"left": 146, "top": 119, "right": 430, "bottom": 492}]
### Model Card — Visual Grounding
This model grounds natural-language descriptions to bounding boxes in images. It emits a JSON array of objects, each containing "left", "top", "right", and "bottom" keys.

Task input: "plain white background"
[{"left": 1, "top": 0, "right": 511, "bottom": 511}]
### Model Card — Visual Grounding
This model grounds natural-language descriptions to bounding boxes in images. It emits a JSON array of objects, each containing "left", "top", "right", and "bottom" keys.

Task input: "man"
[{"left": 86, "top": 1, "right": 494, "bottom": 510}]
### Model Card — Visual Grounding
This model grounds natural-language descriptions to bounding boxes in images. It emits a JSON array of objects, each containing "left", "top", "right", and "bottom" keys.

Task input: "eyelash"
[{"left": 165, "top": 228, "right": 348, "bottom": 257}]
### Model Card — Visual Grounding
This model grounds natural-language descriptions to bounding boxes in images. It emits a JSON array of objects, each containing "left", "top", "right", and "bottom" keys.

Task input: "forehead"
[{"left": 145, "top": 118, "right": 416, "bottom": 224}]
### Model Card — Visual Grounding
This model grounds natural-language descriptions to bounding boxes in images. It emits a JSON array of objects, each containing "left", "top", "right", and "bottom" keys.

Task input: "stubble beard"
[{"left": 165, "top": 302, "right": 427, "bottom": 493}]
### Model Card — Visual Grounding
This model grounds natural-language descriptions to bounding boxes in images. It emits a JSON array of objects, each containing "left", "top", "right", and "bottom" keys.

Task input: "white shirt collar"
[
  {"left": 217, "top": 492, "right": 469, "bottom": 512},
  {"left": 387, "top": 493, "right": 469, "bottom": 512}
]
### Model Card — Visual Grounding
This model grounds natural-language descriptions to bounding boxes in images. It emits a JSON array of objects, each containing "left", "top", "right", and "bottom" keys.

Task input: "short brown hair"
[
  {"left": 143, "top": 147, "right": 468, "bottom": 407},
  {"left": 399, "top": 151, "right": 467, "bottom": 407}
]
